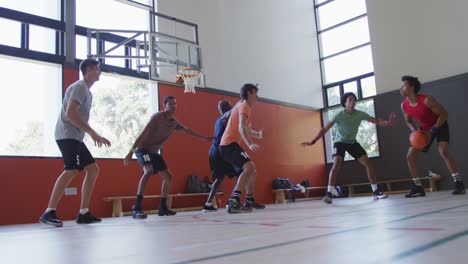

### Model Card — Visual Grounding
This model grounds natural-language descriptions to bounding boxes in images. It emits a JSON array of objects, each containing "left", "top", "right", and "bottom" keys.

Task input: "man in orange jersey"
[{"left": 220, "top": 83, "right": 265, "bottom": 213}]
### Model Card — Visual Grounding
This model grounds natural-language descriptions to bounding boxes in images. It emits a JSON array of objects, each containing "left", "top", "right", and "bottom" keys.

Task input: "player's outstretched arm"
[
  {"left": 301, "top": 121, "right": 334, "bottom": 147},
  {"left": 182, "top": 128, "right": 212, "bottom": 141},
  {"left": 367, "top": 112, "right": 397, "bottom": 127}
]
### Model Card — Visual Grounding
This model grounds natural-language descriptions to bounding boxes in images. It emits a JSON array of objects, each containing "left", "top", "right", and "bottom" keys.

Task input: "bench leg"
[
  {"left": 386, "top": 182, "right": 392, "bottom": 192},
  {"left": 213, "top": 195, "right": 218, "bottom": 208},
  {"left": 305, "top": 189, "right": 310, "bottom": 198},
  {"left": 112, "top": 200, "right": 123, "bottom": 217},
  {"left": 348, "top": 186, "right": 355, "bottom": 197},
  {"left": 429, "top": 179, "right": 437, "bottom": 192},
  {"left": 275, "top": 190, "right": 286, "bottom": 204},
  {"left": 167, "top": 196, "right": 173, "bottom": 209}
]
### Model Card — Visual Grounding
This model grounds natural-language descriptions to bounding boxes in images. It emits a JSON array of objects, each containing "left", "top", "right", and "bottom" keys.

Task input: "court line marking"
[{"left": 171, "top": 203, "right": 468, "bottom": 264}]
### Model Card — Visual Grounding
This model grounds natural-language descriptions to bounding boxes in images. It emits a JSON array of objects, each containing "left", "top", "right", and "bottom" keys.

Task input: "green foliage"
[{"left": 85, "top": 79, "right": 152, "bottom": 158}]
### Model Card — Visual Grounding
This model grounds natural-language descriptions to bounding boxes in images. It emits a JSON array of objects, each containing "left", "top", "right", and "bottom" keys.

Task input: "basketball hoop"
[{"left": 178, "top": 68, "right": 202, "bottom": 93}]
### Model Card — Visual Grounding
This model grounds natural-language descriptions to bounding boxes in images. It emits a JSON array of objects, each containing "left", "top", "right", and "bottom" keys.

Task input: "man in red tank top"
[{"left": 400, "top": 75, "right": 465, "bottom": 197}]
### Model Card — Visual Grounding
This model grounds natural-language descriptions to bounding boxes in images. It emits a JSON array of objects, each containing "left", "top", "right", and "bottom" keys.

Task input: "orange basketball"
[{"left": 409, "top": 130, "right": 430, "bottom": 150}]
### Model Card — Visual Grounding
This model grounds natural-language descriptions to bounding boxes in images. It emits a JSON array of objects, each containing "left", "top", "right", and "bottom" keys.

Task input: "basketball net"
[{"left": 178, "top": 68, "right": 202, "bottom": 93}]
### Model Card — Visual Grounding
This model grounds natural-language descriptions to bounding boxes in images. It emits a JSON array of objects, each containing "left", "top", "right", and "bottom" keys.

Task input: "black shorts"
[
  {"left": 219, "top": 142, "right": 251, "bottom": 175},
  {"left": 135, "top": 148, "right": 168, "bottom": 174},
  {"left": 209, "top": 147, "right": 239, "bottom": 181},
  {"left": 56, "top": 139, "right": 95, "bottom": 171},
  {"left": 421, "top": 122, "right": 450, "bottom": 153},
  {"left": 332, "top": 142, "right": 367, "bottom": 159}
]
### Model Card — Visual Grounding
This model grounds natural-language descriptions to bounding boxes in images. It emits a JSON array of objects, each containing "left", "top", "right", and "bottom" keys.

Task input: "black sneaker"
[
  {"left": 452, "top": 181, "right": 466, "bottom": 195},
  {"left": 76, "top": 212, "right": 102, "bottom": 224},
  {"left": 322, "top": 192, "right": 333, "bottom": 204},
  {"left": 373, "top": 189, "right": 388, "bottom": 199},
  {"left": 39, "top": 210, "right": 63, "bottom": 227},
  {"left": 405, "top": 185, "right": 426, "bottom": 198},
  {"left": 132, "top": 205, "right": 147, "bottom": 219},
  {"left": 245, "top": 199, "right": 266, "bottom": 210},
  {"left": 227, "top": 199, "right": 252, "bottom": 214},
  {"left": 202, "top": 205, "right": 218, "bottom": 212},
  {"left": 158, "top": 208, "right": 176, "bottom": 216}
]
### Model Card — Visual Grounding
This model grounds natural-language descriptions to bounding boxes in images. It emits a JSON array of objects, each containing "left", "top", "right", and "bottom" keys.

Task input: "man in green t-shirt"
[{"left": 302, "top": 92, "right": 396, "bottom": 204}]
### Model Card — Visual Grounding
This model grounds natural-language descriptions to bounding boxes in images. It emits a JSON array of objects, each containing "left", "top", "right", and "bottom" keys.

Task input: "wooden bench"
[
  {"left": 343, "top": 175, "right": 441, "bottom": 197},
  {"left": 273, "top": 187, "right": 327, "bottom": 204},
  {"left": 103, "top": 192, "right": 223, "bottom": 217},
  {"left": 272, "top": 175, "right": 441, "bottom": 203}
]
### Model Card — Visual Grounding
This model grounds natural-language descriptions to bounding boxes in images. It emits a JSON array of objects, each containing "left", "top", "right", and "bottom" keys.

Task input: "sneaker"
[
  {"left": 76, "top": 212, "right": 102, "bottom": 224},
  {"left": 132, "top": 205, "right": 147, "bottom": 219},
  {"left": 405, "top": 185, "right": 426, "bottom": 198},
  {"left": 202, "top": 205, "right": 218, "bottom": 212},
  {"left": 322, "top": 192, "right": 333, "bottom": 204},
  {"left": 227, "top": 199, "right": 252, "bottom": 214},
  {"left": 452, "top": 181, "right": 466, "bottom": 195},
  {"left": 158, "top": 208, "right": 176, "bottom": 216},
  {"left": 39, "top": 210, "right": 63, "bottom": 227},
  {"left": 245, "top": 199, "right": 266, "bottom": 210},
  {"left": 373, "top": 189, "right": 388, "bottom": 199}
]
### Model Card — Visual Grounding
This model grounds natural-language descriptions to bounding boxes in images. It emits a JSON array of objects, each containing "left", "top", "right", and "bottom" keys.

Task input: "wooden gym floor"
[{"left": 1, "top": 191, "right": 467, "bottom": 264}]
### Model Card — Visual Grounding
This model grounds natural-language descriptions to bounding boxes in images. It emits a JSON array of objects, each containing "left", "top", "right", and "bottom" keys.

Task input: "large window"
[
  {"left": 322, "top": 99, "right": 379, "bottom": 162},
  {"left": 84, "top": 73, "right": 157, "bottom": 159},
  {"left": 0, "top": 56, "right": 62, "bottom": 157},
  {"left": 0, "top": 0, "right": 61, "bottom": 20},
  {"left": 314, "top": 0, "right": 379, "bottom": 162}
]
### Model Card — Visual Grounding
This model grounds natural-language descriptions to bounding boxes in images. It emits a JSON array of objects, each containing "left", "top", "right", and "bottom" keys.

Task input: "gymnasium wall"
[
  {"left": 366, "top": 0, "right": 468, "bottom": 94},
  {"left": 0, "top": 71, "right": 326, "bottom": 226},
  {"left": 327, "top": 72, "right": 468, "bottom": 192},
  {"left": 158, "top": 0, "right": 323, "bottom": 109}
]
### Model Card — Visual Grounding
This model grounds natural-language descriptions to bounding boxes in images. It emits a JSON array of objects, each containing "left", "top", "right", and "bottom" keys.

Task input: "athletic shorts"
[
  {"left": 219, "top": 142, "right": 251, "bottom": 175},
  {"left": 135, "top": 148, "right": 168, "bottom": 174},
  {"left": 209, "top": 147, "right": 239, "bottom": 180},
  {"left": 56, "top": 139, "right": 95, "bottom": 171},
  {"left": 421, "top": 122, "right": 450, "bottom": 153},
  {"left": 332, "top": 142, "right": 367, "bottom": 159}
]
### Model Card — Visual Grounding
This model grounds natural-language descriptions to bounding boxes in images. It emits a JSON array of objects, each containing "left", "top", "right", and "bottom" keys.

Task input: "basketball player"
[
  {"left": 302, "top": 92, "right": 396, "bottom": 204},
  {"left": 220, "top": 83, "right": 265, "bottom": 214},
  {"left": 39, "top": 58, "right": 111, "bottom": 227},
  {"left": 123, "top": 96, "right": 212, "bottom": 219},
  {"left": 202, "top": 100, "right": 238, "bottom": 212},
  {"left": 400, "top": 75, "right": 465, "bottom": 197}
]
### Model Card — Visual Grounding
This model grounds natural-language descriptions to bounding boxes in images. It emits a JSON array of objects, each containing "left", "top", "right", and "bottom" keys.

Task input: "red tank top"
[{"left": 402, "top": 94, "right": 438, "bottom": 130}]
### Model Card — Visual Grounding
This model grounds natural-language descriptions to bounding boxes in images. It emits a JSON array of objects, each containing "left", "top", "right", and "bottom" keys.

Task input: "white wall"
[
  {"left": 158, "top": 0, "right": 323, "bottom": 108},
  {"left": 367, "top": 0, "right": 468, "bottom": 94},
  {"left": 156, "top": 0, "right": 224, "bottom": 89}
]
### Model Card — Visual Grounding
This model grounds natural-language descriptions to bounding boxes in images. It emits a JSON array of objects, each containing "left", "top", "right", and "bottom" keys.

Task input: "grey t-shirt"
[
  {"left": 55, "top": 80, "right": 92, "bottom": 141},
  {"left": 137, "top": 112, "right": 185, "bottom": 153}
]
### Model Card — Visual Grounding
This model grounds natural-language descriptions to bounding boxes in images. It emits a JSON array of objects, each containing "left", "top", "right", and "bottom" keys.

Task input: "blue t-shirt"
[{"left": 210, "top": 110, "right": 231, "bottom": 153}]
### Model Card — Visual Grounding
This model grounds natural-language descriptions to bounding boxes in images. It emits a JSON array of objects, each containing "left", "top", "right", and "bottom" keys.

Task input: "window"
[
  {"left": 322, "top": 98, "right": 379, "bottom": 162},
  {"left": 29, "top": 25, "right": 57, "bottom": 54},
  {"left": 0, "top": 55, "right": 62, "bottom": 157},
  {"left": 0, "top": 0, "right": 61, "bottom": 20},
  {"left": 315, "top": 0, "right": 379, "bottom": 162},
  {"left": 0, "top": 18, "right": 21, "bottom": 48},
  {"left": 83, "top": 73, "right": 158, "bottom": 158},
  {"left": 322, "top": 44, "right": 374, "bottom": 85},
  {"left": 76, "top": 0, "right": 148, "bottom": 31}
]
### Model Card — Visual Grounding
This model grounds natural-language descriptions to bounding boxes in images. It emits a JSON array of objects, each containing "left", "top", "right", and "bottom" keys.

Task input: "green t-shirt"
[{"left": 332, "top": 109, "right": 370, "bottom": 144}]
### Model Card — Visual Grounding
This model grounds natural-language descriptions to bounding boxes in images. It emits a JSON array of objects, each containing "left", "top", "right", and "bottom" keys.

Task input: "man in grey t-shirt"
[
  {"left": 301, "top": 92, "right": 396, "bottom": 204},
  {"left": 123, "top": 95, "right": 212, "bottom": 219},
  {"left": 39, "top": 59, "right": 111, "bottom": 227}
]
